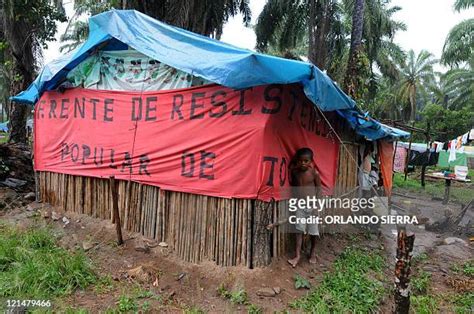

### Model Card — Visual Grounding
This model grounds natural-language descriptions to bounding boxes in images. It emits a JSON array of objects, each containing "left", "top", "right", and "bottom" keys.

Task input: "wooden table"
[{"left": 426, "top": 173, "right": 471, "bottom": 204}]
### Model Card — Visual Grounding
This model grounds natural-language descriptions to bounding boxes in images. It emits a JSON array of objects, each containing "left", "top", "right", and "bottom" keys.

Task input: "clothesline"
[
  {"left": 439, "top": 128, "right": 474, "bottom": 163},
  {"left": 394, "top": 130, "right": 474, "bottom": 171}
]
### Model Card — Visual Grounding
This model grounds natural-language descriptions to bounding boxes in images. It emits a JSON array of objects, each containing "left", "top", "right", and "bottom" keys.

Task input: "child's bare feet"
[
  {"left": 309, "top": 255, "right": 318, "bottom": 264},
  {"left": 287, "top": 257, "right": 300, "bottom": 268}
]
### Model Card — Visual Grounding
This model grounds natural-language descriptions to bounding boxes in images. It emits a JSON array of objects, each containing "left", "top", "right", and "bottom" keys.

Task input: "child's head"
[{"left": 294, "top": 147, "right": 314, "bottom": 170}]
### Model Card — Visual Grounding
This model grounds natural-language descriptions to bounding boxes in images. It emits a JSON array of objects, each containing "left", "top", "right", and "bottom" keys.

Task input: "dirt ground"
[{"left": 0, "top": 184, "right": 472, "bottom": 313}]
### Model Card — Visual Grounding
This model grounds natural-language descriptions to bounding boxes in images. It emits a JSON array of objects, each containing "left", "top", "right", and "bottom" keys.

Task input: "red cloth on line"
[{"left": 378, "top": 140, "right": 394, "bottom": 197}]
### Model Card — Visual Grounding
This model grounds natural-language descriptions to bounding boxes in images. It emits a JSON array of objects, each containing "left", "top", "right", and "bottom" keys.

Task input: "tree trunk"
[
  {"left": 8, "top": 103, "right": 28, "bottom": 143},
  {"left": 308, "top": 0, "right": 332, "bottom": 70},
  {"left": 409, "top": 85, "right": 416, "bottom": 121},
  {"left": 394, "top": 227, "right": 415, "bottom": 314},
  {"left": 315, "top": 1, "right": 330, "bottom": 69},
  {"left": 343, "top": 0, "right": 365, "bottom": 99},
  {"left": 3, "top": 4, "right": 35, "bottom": 144},
  {"left": 7, "top": 60, "right": 33, "bottom": 144},
  {"left": 308, "top": 0, "right": 318, "bottom": 65}
]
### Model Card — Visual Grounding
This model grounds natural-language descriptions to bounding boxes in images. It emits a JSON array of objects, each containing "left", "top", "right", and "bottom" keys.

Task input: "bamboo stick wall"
[
  {"left": 38, "top": 171, "right": 286, "bottom": 267},
  {"left": 335, "top": 143, "right": 359, "bottom": 195},
  {"left": 38, "top": 143, "right": 358, "bottom": 268}
]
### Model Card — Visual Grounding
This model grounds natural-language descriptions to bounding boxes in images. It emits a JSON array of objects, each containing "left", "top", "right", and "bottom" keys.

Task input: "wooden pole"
[
  {"left": 394, "top": 227, "right": 415, "bottom": 314},
  {"left": 421, "top": 122, "right": 431, "bottom": 188},
  {"left": 392, "top": 141, "right": 398, "bottom": 180},
  {"left": 443, "top": 179, "right": 451, "bottom": 205},
  {"left": 404, "top": 128, "right": 414, "bottom": 181},
  {"left": 110, "top": 176, "right": 124, "bottom": 245},
  {"left": 420, "top": 165, "right": 427, "bottom": 188}
]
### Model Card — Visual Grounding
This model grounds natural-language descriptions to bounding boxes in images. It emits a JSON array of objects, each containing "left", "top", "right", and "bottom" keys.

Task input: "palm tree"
[
  {"left": 61, "top": 0, "right": 252, "bottom": 52},
  {"left": 454, "top": 0, "right": 474, "bottom": 11},
  {"left": 255, "top": 0, "right": 344, "bottom": 70},
  {"left": 255, "top": 1, "right": 310, "bottom": 58},
  {"left": 428, "top": 72, "right": 450, "bottom": 109},
  {"left": 343, "top": 0, "right": 365, "bottom": 98},
  {"left": 60, "top": 21, "right": 90, "bottom": 52},
  {"left": 443, "top": 56, "right": 474, "bottom": 111},
  {"left": 60, "top": 0, "right": 113, "bottom": 52},
  {"left": 441, "top": 18, "right": 474, "bottom": 67},
  {"left": 368, "top": 76, "right": 402, "bottom": 120},
  {"left": 255, "top": 0, "right": 406, "bottom": 92},
  {"left": 0, "top": 0, "right": 65, "bottom": 143},
  {"left": 441, "top": 0, "right": 473, "bottom": 66},
  {"left": 396, "top": 50, "right": 437, "bottom": 122}
]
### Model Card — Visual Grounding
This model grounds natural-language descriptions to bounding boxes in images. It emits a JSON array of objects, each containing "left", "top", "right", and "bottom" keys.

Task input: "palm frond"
[
  {"left": 454, "top": 0, "right": 474, "bottom": 12},
  {"left": 441, "top": 18, "right": 474, "bottom": 67}
]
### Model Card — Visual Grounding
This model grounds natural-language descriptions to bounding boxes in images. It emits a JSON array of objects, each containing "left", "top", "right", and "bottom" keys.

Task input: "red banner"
[{"left": 34, "top": 84, "right": 339, "bottom": 201}]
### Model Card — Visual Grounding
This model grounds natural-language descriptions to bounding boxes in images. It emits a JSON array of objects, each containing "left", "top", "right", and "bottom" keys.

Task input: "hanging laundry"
[
  {"left": 434, "top": 141, "right": 444, "bottom": 152},
  {"left": 469, "top": 128, "right": 474, "bottom": 141},
  {"left": 408, "top": 150, "right": 439, "bottom": 166},
  {"left": 461, "top": 132, "right": 468, "bottom": 144},
  {"left": 394, "top": 146, "right": 407, "bottom": 173},
  {"left": 438, "top": 151, "right": 468, "bottom": 167},
  {"left": 397, "top": 142, "right": 428, "bottom": 153},
  {"left": 443, "top": 142, "right": 449, "bottom": 151},
  {"left": 449, "top": 139, "right": 457, "bottom": 162},
  {"left": 456, "top": 136, "right": 463, "bottom": 149}
]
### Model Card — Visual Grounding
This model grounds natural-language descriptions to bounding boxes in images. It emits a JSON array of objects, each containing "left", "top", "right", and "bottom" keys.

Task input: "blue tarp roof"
[{"left": 12, "top": 9, "right": 408, "bottom": 141}]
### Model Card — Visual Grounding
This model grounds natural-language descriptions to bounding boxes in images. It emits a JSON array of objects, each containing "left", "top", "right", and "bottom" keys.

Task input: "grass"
[
  {"left": 409, "top": 257, "right": 437, "bottom": 314},
  {"left": 106, "top": 286, "right": 162, "bottom": 313},
  {"left": 0, "top": 224, "right": 97, "bottom": 298},
  {"left": 183, "top": 306, "right": 205, "bottom": 314},
  {"left": 294, "top": 274, "right": 311, "bottom": 289},
  {"left": 411, "top": 271, "right": 431, "bottom": 295},
  {"left": 393, "top": 173, "right": 421, "bottom": 190},
  {"left": 247, "top": 304, "right": 263, "bottom": 314},
  {"left": 0, "top": 133, "right": 7, "bottom": 144},
  {"left": 409, "top": 256, "right": 473, "bottom": 314},
  {"left": 290, "top": 247, "right": 386, "bottom": 313},
  {"left": 94, "top": 275, "right": 115, "bottom": 294},
  {"left": 393, "top": 173, "right": 473, "bottom": 203},
  {"left": 450, "top": 260, "right": 474, "bottom": 278},
  {"left": 217, "top": 284, "right": 249, "bottom": 305},
  {"left": 411, "top": 295, "right": 438, "bottom": 314},
  {"left": 412, "top": 293, "right": 474, "bottom": 314},
  {"left": 412, "top": 253, "right": 429, "bottom": 266},
  {"left": 116, "top": 295, "right": 139, "bottom": 312},
  {"left": 451, "top": 293, "right": 474, "bottom": 313},
  {"left": 461, "top": 261, "right": 473, "bottom": 277}
]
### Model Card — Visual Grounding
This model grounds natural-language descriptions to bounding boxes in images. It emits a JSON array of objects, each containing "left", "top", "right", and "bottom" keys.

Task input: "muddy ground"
[{"left": 0, "top": 183, "right": 472, "bottom": 313}]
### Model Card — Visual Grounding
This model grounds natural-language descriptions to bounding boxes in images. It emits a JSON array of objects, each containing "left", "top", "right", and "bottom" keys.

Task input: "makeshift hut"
[{"left": 13, "top": 10, "right": 408, "bottom": 268}]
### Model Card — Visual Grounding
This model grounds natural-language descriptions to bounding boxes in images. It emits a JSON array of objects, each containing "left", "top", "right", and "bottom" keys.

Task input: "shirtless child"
[{"left": 288, "top": 148, "right": 322, "bottom": 268}]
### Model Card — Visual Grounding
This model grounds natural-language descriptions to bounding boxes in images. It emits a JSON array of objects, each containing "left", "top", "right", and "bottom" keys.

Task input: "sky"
[{"left": 44, "top": 0, "right": 473, "bottom": 72}]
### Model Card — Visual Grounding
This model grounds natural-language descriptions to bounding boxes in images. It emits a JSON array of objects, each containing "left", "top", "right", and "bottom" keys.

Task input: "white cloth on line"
[{"left": 448, "top": 139, "right": 457, "bottom": 162}]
